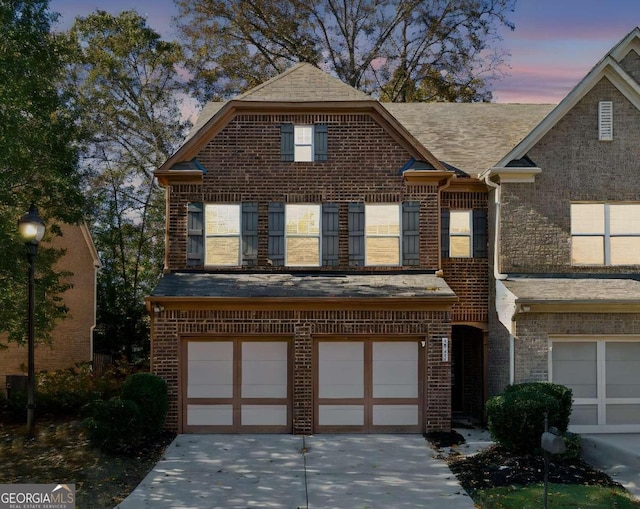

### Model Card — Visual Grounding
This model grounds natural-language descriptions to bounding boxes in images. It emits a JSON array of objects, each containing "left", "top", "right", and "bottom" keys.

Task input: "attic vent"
[{"left": 599, "top": 101, "right": 613, "bottom": 141}]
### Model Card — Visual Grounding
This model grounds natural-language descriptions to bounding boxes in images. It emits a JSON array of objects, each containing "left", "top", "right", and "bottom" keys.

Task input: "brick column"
[{"left": 293, "top": 325, "right": 313, "bottom": 434}]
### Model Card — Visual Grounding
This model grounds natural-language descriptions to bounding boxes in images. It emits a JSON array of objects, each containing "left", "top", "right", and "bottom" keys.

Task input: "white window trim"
[
  {"left": 571, "top": 202, "right": 640, "bottom": 266},
  {"left": 294, "top": 125, "right": 314, "bottom": 162},
  {"left": 449, "top": 210, "right": 473, "bottom": 258},
  {"left": 285, "top": 203, "right": 321, "bottom": 267},
  {"left": 364, "top": 204, "right": 402, "bottom": 266},
  {"left": 204, "top": 203, "right": 241, "bottom": 266},
  {"left": 549, "top": 335, "right": 640, "bottom": 433}
]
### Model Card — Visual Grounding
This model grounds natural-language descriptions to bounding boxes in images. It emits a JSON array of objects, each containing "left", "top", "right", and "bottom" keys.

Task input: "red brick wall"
[
  {"left": 151, "top": 307, "right": 452, "bottom": 434},
  {"left": 0, "top": 224, "right": 97, "bottom": 392}
]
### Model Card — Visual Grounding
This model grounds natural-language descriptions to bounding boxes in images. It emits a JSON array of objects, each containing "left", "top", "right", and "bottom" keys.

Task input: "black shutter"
[
  {"left": 314, "top": 124, "right": 328, "bottom": 161},
  {"left": 348, "top": 202, "right": 365, "bottom": 266},
  {"left": 441, "top": 209, "right": 450, "bottom": 258},
  {"left": 268, "top": 202, "right": 285, "bottom": 266},
  {"left": 402, "top": 201, "right": 420, "bottom": 266},
  {"left": 281, "top": 124, "right": 294, "bottom": 162},
  {"left": 242, "top": 202, "right": 258, "bottom": 266},
  {"left": 322, "top": 203, "right": 339, "bottom": 266},
  {"left": 473, "top": 209, "right": 488, "bottom": 258},
  {"left": 187, "top": 202, "right": 204, "bottom": 266}
]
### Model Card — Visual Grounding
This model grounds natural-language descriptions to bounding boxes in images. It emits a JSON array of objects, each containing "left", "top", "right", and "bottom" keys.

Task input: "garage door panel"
[
  {"left": 242, "top": 405, "right": 288, "bottom": 426},
  {"left": 570, "top": 404, "right": 598, "bottom": 426},
  {"left": 318, "top": 405, "right": 364, "bottom": 426},
  {"left": 319, "top": 343, "right": 364, "bottom": 398},
  {"left": 188, "top": 404, "right": 233, "bottom": 426},
  {"left": 372, "top": 405, "right": 418, "bottom": 426},
  {"left": 606, "top": 404, "right": 640, "bottom": 425},
  {"left": 184, "top": 339, "right": 291, "bottom": 432}
]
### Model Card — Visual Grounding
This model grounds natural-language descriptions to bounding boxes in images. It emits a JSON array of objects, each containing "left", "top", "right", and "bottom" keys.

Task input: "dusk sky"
[{"left": 50, "top": 0, "right": 640, "bottom": 104}]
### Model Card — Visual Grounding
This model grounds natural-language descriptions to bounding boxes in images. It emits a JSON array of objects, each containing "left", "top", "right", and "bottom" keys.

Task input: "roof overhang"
[
  {"left": 514, "top": 299, "right": 640, "bottom": 314},
  {"left": 485, "top": 166, "right": 542, "bottom": 184}
]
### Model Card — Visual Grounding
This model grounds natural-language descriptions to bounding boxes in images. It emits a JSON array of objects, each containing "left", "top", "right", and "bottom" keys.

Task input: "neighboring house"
[
  {"left": 0, "top": 223, "right": 100, "bottom": 393},
  {"left": 148, "top": 27, "right": 640, "bottom": 434}
]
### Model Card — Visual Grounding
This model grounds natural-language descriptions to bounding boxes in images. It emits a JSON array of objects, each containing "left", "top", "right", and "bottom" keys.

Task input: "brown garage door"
[
  {"left": 314, "top": 338, "right": 424, "bottom": 433},
  {"left": 183, "top": 338, "right": 291, "bottom": 432}
]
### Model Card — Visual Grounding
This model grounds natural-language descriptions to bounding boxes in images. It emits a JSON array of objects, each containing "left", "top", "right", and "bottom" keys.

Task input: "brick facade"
[
  {"left": 151, "top": 307, "right": 452, "bottom": 433},
  {"left": 0, "top": 224, "right": 98, "bottom": 392}
]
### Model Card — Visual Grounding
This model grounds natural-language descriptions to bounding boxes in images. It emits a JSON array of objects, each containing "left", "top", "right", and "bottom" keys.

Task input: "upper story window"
[
  {"left": 285, "top": 204, "right": 321, "bottom": 266},
  {"left": 365, "top": 204, "right": 401, "bottom": 265},
  {"left": 440, "top": 209, "right": 487, "bottom": 259},
  {"left": 449, "top": 211, "right": 472, "bottom": 257},
  {"left": 571, "top": 203, "right": 640, "bottom": 265},
  {"left": 205, "top": 204, "right": 240, "bottom": 265},
  {"left": 598, "top": 101, "right": 613, "bottom": 141},
  {"left": 281, "top": 124, "right": 328, "bottom": 162}
]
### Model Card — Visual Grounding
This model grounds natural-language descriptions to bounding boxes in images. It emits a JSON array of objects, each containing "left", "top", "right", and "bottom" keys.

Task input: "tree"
[
  {"left": 67, "top": 10, "right": 189, "bottom": 359},
  {"left": 0, "top": 0, "right": 85, "bottom": 344},
  {"left": 174, "top": 0, "right": 515, "bottom": 102}
]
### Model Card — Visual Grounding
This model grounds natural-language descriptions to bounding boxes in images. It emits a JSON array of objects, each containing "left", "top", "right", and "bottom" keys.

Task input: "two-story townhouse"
[
  {"left": 146, "top": 62, "right": 552, "bottom": 434},
  {"left": 485, "top": 27, "right": 640, "bottom": 433}
]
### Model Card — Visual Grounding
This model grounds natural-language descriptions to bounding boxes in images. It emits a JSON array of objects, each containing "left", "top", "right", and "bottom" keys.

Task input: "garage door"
[
  {"left": 183, "top": 338, "right": 291, "bottom": 432},
  {"left": 314, "top": 339, "right": 423, "bottom": 433},
  {"left": 550, "top": 338, "right": 640, "bottom": 433}
]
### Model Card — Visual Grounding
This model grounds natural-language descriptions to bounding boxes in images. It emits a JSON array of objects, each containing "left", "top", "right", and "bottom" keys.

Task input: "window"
[
  {"left": 440, "top": 209, "right": 487, "bottom": 259},
  {"left": 205, "top": 204, "right": 240, "bottom": 265},
  {"left": 365, "top": 204, "right": 400, "bottom": 265},
  {"left": 599, "top": 101, "right": 613, "bottom": 141},
  {"left": 571, "top": 203, "right": 640, "bottom": 265},
  {"left": 449, "top": 211, "right": 472, "bottom": 257},
  {"left": 281, "top": 124, "right": 328, "bottom": 162},
  {"left": 285, "top": 204, "right": 320, "bottom": 266},
  {"left": 187, "top": 203, "right": 257, "bottom": 267}
]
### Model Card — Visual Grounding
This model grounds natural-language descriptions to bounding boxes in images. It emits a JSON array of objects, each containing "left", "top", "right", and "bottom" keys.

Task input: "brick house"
[
  {"left": 148, "top": 27, "right": 640, "bottom": 434},
  {"left": 0, "top": 223, "right": 100, "bottom": 393},
  {"left": 487, "top": 27, "right": 640, "bottom": 433}
]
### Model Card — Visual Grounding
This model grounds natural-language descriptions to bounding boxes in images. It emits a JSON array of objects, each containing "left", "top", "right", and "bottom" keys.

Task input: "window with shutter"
[
  {"left": 365, "top": 204, "right": 400, "bottom": 266},
  {"left": 281, "top": 124, "right": 328, "bottom": 162},
  {"left": 449, "top": 210, "right": 472, "bottom": 258},
  {"left": 599, "top": 101, "right": 613, "bottom": 141},
  {"left": 285, "top": 204, "right": 321, "bottom": 266},
  {"left": 204, "top": 204, "right": 241, "bottom": 265}
]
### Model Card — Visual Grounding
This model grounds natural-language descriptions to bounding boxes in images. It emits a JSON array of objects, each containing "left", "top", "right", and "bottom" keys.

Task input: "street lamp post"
[{"left": 18, "top": 204, "right": 46, "bottom": 434}]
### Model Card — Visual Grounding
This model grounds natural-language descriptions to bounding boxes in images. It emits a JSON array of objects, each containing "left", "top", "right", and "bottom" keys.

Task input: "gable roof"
[
  {"left": 235, "top": 62, "right": 372, "bottom": 102},
  {"left": 486, "top": 27, "right": 640, "bottom": 174},
  {"left": 384, "top": 103, "right": 554, "bottom": 176}
]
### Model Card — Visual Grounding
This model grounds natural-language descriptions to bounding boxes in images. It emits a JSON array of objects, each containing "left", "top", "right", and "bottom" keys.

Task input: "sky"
[{"left": 49, "top": 0, "right": 640, "bottom": 104}]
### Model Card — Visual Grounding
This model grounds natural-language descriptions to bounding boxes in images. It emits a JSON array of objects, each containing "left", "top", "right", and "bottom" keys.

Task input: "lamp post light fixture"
[{"left": 18, "top": 204, "right": 46, "bottom": 434}]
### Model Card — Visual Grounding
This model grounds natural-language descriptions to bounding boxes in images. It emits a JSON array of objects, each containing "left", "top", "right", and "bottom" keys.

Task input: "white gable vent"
[{"left": 599, "top": 101, "right": 613, "bottom": 141}]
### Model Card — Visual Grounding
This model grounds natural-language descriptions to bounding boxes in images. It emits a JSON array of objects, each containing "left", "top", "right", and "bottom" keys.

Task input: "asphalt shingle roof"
[
  {"left": 503, "top": 277, "right": 640, "bottom": 302},
  {"left": 151, "top": 272, "right": 456, "bottom": 299}
]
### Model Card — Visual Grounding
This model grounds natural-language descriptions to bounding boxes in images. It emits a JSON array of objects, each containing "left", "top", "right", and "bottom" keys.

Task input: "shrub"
[
  {"left": 486, "top": 382, "right": 574, "bottom": 455},
  {"left": 120, "top": 373, "right": 168, "bottom": 437},
  {"left": 84, "top": 397, "right": 143, "bottom": 454},
  {"left": 36, "top": 364, "right": 97, "bottom": 415}
]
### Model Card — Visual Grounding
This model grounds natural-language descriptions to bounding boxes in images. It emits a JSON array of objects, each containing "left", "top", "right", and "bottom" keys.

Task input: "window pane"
[
  {"left": 287, "top": 237, "right": 319, "bottom": 266},
  {"left": 610, "top": 204, "right": 640, "bottom": 234},
  {"left": 611, "top": 237, "right": 640, "bottom": 265},
  {"left": 572, "top": 236, "right": 604, "bottom": 264},
  {"left": 450, "top": 236, "right": 471, "bottom": 257},
  {"left": 294, "top": 126, "right": 312, "bottom": 144},
  {"left": 286, "top": 204, "right": 320, "bottom": 235},
  {"left": 366, "top": 205, "right": 400, "bottom": 235},
  {"left": 366, "top": 237, "right": 400, "bottom": 265},
  {"left": 205, "top": 204, "right": 240, "bottom": 234},
  {"left": 571, "top": 204, "right": 604, "bottom": 234},
  {"left": 206, "top": 237, "right": 240, "bottom": 265},
  {"left": 294, "top": 145, "right": 313, "bottom": 162},
  {"left": 450, "top": 211, "right": 471, "bottom": 233}
]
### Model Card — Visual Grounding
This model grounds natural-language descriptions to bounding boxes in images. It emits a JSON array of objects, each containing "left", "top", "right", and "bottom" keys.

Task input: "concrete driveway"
[{"left": 115, "top": 434, "right": 475, "bottom": 508}]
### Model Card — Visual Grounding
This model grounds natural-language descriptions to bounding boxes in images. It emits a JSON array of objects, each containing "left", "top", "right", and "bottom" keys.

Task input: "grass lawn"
[{"left": 474, "top": 483, "right": 640, "bottom": 508}]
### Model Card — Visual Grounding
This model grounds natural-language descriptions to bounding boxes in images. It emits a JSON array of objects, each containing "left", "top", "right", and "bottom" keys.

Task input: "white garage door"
[
  {"left": 184, "top": 339, "right": 291, "bottom": 432},
  {"left": 315, "top": 339, "right": 423, "bottom": 433},
  {"left": 550, "top": 338, "right": 640, "bottom": 433}
]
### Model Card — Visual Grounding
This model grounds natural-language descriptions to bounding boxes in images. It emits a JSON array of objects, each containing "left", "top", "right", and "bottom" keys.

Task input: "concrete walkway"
[{"left": 115, "top": 434, "right": 476, "bottom": 509}]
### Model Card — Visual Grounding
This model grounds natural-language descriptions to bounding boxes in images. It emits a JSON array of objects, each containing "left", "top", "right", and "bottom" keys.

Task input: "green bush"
[
  {"left": 120, "top": 373, "right": 168, "bottom": 437},
  {"left": 36, "top": 364, "right": 97, "bottom": 415},
  {"left": 84, "top": 397, "right": 143, "bottom": 454},
  {"left": 486, "top": 382, "right": 574, "bottom": 455}
]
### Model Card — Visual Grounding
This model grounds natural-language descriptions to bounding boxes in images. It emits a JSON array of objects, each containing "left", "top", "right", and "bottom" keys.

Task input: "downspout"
[{"left": 482, "top": 173, "right": 515, "bottom": 384}]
